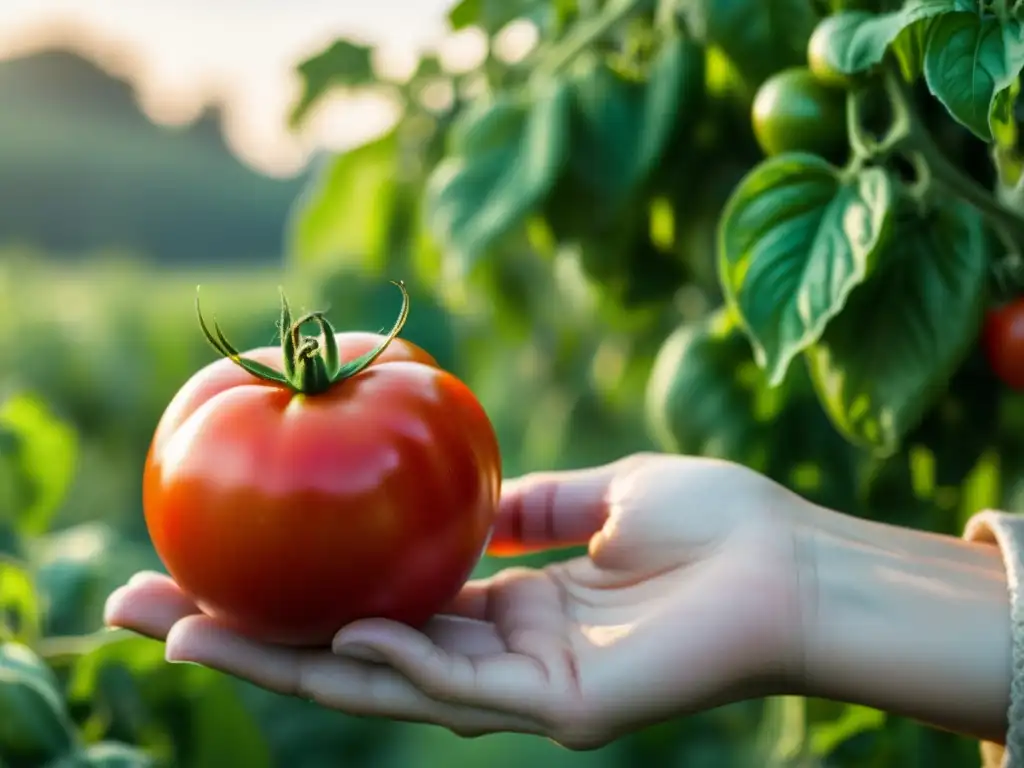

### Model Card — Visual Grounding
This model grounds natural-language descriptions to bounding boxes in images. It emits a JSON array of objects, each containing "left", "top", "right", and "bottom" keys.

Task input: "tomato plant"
[
  {"left": 751, "top": 67, "right": 848, "bottom": 159},
  {"left": 984, "top": 298, "right": 1024, "bottom": 390},
  {"left": 143, "top": 283, "right": 501, "bottom": 646},
  {"left": 279, "top": 0, "right": 1024, "bottom": 761}
]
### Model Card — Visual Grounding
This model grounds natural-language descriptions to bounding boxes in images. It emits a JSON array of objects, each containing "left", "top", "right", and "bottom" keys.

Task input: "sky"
[{"left": 0, "top": 0, "right": 498, "bottom": 176}]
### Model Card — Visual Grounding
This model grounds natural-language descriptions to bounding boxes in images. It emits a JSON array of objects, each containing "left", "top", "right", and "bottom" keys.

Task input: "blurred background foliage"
[{"left": 0, "top": 0, "right": 1016, "bottom": 765}]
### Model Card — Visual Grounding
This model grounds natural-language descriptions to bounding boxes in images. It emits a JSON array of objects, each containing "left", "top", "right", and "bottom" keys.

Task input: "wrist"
[{"left": 794, "top": 505, "right": 1012, "bottom": 743}]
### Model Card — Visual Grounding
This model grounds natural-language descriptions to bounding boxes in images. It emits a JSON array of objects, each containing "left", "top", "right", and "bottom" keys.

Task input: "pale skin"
[{"left": 103, "top": 453, "right": 1013, "bottom": 750}]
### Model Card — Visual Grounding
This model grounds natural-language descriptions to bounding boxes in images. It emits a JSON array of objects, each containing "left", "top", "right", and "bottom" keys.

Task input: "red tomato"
[
  {"left": 143, "top": 288, "right": 502, "bottom": 646},
  {"left": 984, "top": 298, "right": 1024, "bottom": 390}
]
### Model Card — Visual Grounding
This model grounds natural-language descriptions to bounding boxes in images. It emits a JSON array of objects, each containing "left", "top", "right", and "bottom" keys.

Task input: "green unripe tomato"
[
  {"left": 751, "top": 67, "right": 848, "bottom": 159},
  {"left": 807, "top": 15, "right": 866, "bottom": 89}
]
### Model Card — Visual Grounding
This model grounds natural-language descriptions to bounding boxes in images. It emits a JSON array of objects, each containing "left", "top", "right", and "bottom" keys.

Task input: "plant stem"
[
  {"left": 882, "top": 65, "right": 1024, "bottom": 242},
  {"left": 195, "top": 280, "right": 411, "bottom": 396},
  {"left": 535, "top": 0, "right": 652, "bottom": 80}
]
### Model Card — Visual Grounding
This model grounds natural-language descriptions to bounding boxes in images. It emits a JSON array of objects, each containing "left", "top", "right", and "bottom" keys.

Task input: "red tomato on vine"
[
  {"left": 984, "top": 298, "right": 1024, "bottom": 390},
  {"left": 143, "top": 282, "right": 502, "bottom": 646}
]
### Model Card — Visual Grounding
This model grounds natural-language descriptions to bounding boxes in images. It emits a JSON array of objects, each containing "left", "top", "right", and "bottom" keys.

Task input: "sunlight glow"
[
  {"left": 0, "top": 0, "right": 510, "bottom": 177},
  {"left": 582, "top": 623, "right": 637, "bottom": 647}
]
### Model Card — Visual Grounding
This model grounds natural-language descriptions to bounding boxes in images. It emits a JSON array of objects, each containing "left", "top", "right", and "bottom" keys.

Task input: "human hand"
[{"left": 104, "top": 453, "right": 816, "bottom": 749}]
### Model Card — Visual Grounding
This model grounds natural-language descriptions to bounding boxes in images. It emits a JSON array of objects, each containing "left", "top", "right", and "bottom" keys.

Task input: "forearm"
[{"left": 797, "top": 505, "right": 1012, "bottom": 744}]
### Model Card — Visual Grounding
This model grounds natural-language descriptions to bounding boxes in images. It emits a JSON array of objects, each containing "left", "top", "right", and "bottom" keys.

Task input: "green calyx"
[{"left": 195, "top": 280, "right": 411, "bottom": 395}]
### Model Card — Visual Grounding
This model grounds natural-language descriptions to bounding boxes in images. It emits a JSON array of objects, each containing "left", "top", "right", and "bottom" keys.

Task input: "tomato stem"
[
  {"left": 853, "top": 64, "right": 1024, "bottom": 247},
  {"left": 194, "top": 280, "right": 411, "bottom": 395}
]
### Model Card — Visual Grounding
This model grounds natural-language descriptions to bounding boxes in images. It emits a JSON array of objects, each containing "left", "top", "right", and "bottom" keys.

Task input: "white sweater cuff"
[{"left": 964, "top": 510, "right": 1024, "bottom": 767}]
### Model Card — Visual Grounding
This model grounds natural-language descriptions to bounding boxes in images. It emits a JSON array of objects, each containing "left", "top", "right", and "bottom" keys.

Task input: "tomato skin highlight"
[
  {"left": 144, "top": 333, "right": 501, "bottom": 647},
  {"left": 984, "top": 300, "right": 1024, "bottom": 390}
]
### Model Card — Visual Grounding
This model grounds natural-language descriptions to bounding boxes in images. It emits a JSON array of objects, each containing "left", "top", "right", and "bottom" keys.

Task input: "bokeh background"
[{"left": 0, "top": 1, "right": 1001, "bottom": 766}]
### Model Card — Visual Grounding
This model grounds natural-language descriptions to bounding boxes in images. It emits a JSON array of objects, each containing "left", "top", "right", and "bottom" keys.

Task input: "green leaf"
[
  {"left": 993, "top": 78, "right": 1023, "bottom": 188},
  {"left": 681, "top": 0, "right": 819, "bottom": 88},
  {"left": 0, "top": 642, "right": 76, "bottom": 760},
  {"left": 924, "top": 13, "right": 1024, "bottom": 141},
  {"left": 290, "top": 39, "right": 376, "bottom": 128},
  {"left": 754, "top": 696, "right": 806, "bottom": 765},
  {"left": 767, "top": 380, "right": 859, "bottom": 510},
  {"left": 718, "top": 155, "right": 896, "bottom": 387},
  {"left": 447, "top": 94, "right": 530, "bottom": 156},
  {"left": 66, "top": 633, "right": 166, "bottom": 705},
  {"left": 411, "top": 54, "right": 443, "bottom": 82},
  {"left": 0, "top": 557, "right": 40, "bottom": 645},
  {"left": 447, "top": 0, "right": 540, "bottom": 33},
  {"left": 809, "top": 704, "right": 885, "bottom": 758},
  {"left": 810, "top": 1, "right": 966, "bottom": 79},
  {"left": 908, "top": 347, "right": 1001, "bottom": 490},
  {"left": 47, "top": 742, "right": 156, "bottom": 768},
  {"left": 285, "top": 130, "right": 398, "bottom": 272},
  {"left": 0, "top": 394, "right": 77, "bottom": 536},
  {"left": 448, "top": 0, "right": 482, "bottom": 29},
  {"left": 426, "top": 80, "right": 572, "bottom": 268},
  {"left": 566, "top": 32, "right": 704, "bottom": 215},
  {"left": 891, "top": 16, "right": 934, "bottom": 82},
  {"left": 805, "top": 203, "right": 989, "bottom": 455},
  {"left": 30, "top": 522, "right": 158, "bottom": 638},
  {"left": 536, "top": 0, "right": 646, "bottom": 77},
  {"left": 645, "top": 307, "right": 781, "bottom": 470},
  {"left": 647, "top": 295, "right": 857, "bottom": 504},
  {"left": 190, "top": 677, "right": 273, "bottom": 768}
]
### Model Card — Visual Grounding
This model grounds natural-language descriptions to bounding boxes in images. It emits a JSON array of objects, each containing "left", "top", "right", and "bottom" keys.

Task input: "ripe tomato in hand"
[
  {"left": 984, "top": 298, "right": 1024, "bottom": 390},
  {"left": 143, "top": 283, "right": 502, "bottom": 646}
]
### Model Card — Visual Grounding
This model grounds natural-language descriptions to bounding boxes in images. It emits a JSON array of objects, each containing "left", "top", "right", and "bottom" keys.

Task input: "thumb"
[{"left": 486, "top": 461, "right": 622, "bottom": 557}]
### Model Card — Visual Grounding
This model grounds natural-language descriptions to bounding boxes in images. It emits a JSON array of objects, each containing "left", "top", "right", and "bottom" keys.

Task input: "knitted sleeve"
[{"left": 964, "top": 511, "right": 1024, "bottom": 768}]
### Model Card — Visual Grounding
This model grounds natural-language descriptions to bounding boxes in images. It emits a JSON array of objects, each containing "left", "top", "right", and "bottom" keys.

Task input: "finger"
[
  {"left": 338, "top": 616, "right": 505, "bottom": 663},
  {"left": 439, "top": 579, "right": 493, "bottom": 621},
  {"left": 332, "top": 618, "right": 550, "bottom": 713},
  {"left": 422, "top": 615, "right": 506, "bottom": 657},
  {"left": 105, "top": 573, "right": 505, "bottom": 654},
  {"left": 128, "top": 570, "right": 174, "bottom": 588},
  {"left": 104, "top": 577, "right": 200, "bottom": 640},
  {"left": 488, "top": 463, "right": 621, "bottom": 556},
  {"left": 166, "top": 614, "right": 542, "bottom": 736}
]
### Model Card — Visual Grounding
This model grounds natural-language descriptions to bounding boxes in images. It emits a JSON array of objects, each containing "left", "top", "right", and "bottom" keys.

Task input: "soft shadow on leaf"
[
  {"left": 805, "top": 202, "right": 989, "bottom": 456},
  {"left": 562, "top": 30, "right": 704, "bottom": 217},
  {"left": 0, "top": 642, "right": 76, "bottom": 761},
  {"left": 680, "top": 0, "right": 818, "bottom": 89},
  {"left": 645, "top": 306, "right": 775, "bottom": 468},
  {"left": 190, "top": 676, "right": 272, "bottom": 768}
]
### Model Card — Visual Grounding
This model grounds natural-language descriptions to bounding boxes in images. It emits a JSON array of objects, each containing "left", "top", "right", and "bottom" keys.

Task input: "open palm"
[{"left": 105, "top": 454, "right": 810, "bottom": 749}]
